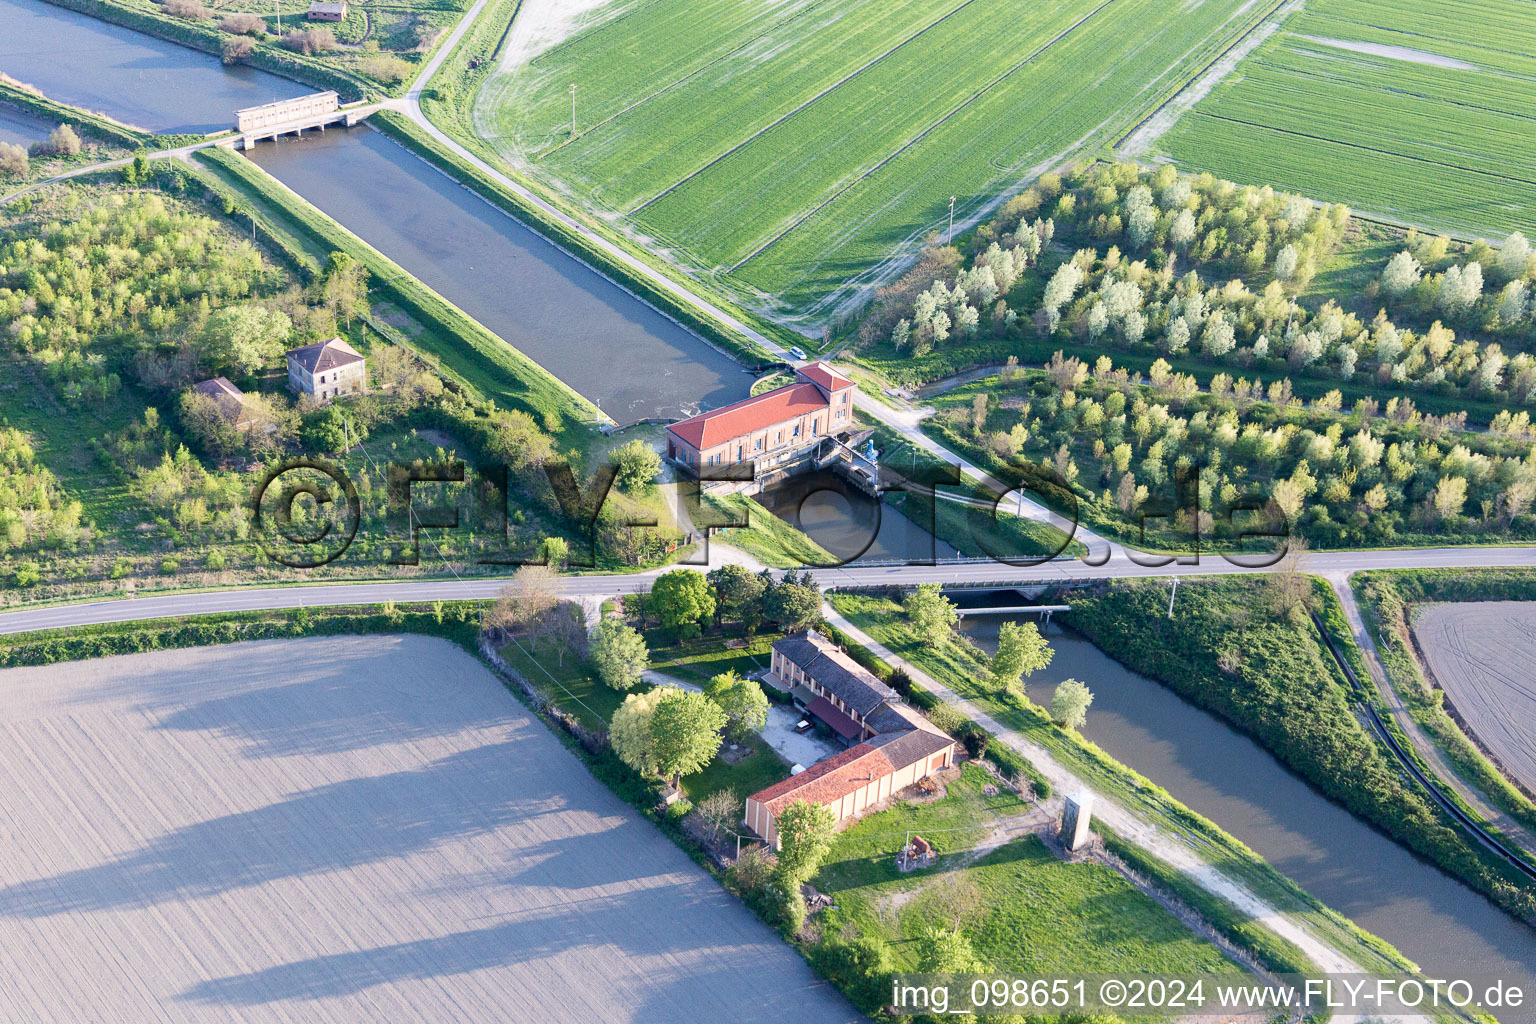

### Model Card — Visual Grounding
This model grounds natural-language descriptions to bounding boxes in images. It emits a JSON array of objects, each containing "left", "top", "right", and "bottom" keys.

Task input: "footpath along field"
[
  {"left": 477, "top": 0, "right": 1277, "bottom": 319},
  {"left": 1157, "top": 0, "right": 1536, "bottom": 239}
]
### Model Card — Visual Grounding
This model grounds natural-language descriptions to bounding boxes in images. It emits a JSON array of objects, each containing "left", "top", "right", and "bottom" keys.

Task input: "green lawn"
[
  {"left": 699, "top": 493, "right": 837, "bottom": 568},
  {"left": 475, "top": 0, "right": 1277, "bottom": 317},
  {"left": 501, "top": 624, "right": 791, "bottom": 800},
  {"left": 1159, "top": 0, "right": 1536, "bottom": 239},
  {"left": 645, "top": 628, "right": 779, "bottom": 688},
  {"left": 815, "top": 764, "right": 1241, "bottom": 976}
]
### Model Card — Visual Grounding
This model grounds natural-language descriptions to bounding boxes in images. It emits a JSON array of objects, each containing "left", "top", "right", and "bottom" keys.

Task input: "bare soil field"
[
  {"left": 1413, "top": 602, "right": 1536, "bottom": 795},
  {"left": 0, "top": 635, "right": 858, "bottom": 1023}
]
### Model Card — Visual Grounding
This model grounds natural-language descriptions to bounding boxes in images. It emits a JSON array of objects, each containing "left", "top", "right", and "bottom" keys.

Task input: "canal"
[
  {"left": 9, "top": 0, "right": 1536, "bottom": 1006},
  {"left": 759, "top": 469, "right": 961, "bottom": 564},
  {"left": 962, "top": 616, "right": 1536, "bottom": 1024},
  {"left": 244, "top": 126, "right": 751, "bottom": 424},
  {"left": 1, "top": 0, "right": 308, "bottom": 134}
]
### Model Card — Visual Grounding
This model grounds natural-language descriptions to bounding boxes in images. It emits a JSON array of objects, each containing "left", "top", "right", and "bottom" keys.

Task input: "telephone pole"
[
  {"left": 569, "top": 83, "right": 577, "bottom": 135},
  {"left": 275, "top": 0, "right": 281, "bottom": 36},
  {"left": 947, "top": 195, "right": 956, "bottom": 244}
]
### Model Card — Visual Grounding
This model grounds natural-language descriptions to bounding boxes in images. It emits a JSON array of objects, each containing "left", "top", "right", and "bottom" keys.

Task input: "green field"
[
  {"left": 476, "top": 0, "right": 1279, "bottom": 318},
  {"left": 1158, "top": 0, "right": 1536, "bottom": 239},
  {"left": 814, "top": 764, "right": 1242, "bottom": 977}
]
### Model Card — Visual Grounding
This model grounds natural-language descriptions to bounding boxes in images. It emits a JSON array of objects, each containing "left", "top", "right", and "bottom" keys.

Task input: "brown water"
[
  {"left": 963, "top": 617, "right": 1536, "bottom": 1024},
  {"left": 0, "top": 0, "right": 309, "bottom": 133},
  {"left": 759, "top": 471, "right": 960, "bottom": 564},
  {"left": 245, "top": 126, "right": 753, "bottom": 423}
]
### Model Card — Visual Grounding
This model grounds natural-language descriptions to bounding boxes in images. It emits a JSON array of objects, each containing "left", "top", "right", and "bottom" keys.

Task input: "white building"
[{"left": 286, "top": 336, "right": 365, "bottom": 400}]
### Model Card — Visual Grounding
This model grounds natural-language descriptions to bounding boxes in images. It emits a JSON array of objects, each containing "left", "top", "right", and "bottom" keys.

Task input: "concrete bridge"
[{"left": 231, "top": 91, "right": 383, "bottom": 150}]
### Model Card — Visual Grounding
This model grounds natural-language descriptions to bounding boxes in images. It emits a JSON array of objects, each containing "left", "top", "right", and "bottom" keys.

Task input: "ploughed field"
[
  {"left": 478, "top": 0, "right": 1279, "bottom": 318},
  {"left": 1158, "top": 0, "right": 1536, "bottom": 238},
  {"left": 1412, "top": 602, "right": 1536, "bottom": 797},
  {"left": 0, "top": 636, "right": 855, "bottom": 1023}
]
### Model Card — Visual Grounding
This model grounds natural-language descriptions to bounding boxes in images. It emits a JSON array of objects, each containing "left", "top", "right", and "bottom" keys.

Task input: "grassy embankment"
[
  {"left": 1354, "top": 568, "right": 1536, "bottom": 838},
  {"left": 371, "top": 110, "right": 796, "bottom": 367},
  {"left": 827, "top": 587, "right": 1427, "bottom": 982},
  {"left": 697, "top": 493, "right": 837, "bottom": 569}
]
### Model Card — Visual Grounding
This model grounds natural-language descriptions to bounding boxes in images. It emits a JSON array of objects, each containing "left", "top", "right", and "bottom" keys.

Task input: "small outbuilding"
[
  {"left": 307, "top": 0, "right": 346, "bottom": 20},
  {"left": 191, "top": 376, "right": 255, "bottom": 429},
  {"left": 286, "top": 336, "right": 365, "bottom": 401}
]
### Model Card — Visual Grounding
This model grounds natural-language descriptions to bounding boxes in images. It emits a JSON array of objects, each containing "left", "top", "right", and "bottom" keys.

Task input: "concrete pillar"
[{"left": 1061, "top": 788, "right": 1094, "bottom": 851}]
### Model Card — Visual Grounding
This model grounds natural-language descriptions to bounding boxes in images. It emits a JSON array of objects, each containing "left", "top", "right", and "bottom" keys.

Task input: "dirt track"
[
  {"left": 1413, "top": 601, "right": 1536, "bottom": 795},
  {"left": 0, "top": 636, "right": 858, "bottom": 1023}
]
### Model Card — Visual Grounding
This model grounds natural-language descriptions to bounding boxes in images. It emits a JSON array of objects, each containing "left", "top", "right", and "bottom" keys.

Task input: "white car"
[{"left": 788, "top": 346, "right": 807, "bottom": 361}]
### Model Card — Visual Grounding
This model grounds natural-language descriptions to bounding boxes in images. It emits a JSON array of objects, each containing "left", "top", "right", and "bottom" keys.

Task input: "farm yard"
[
  {"left": 1157, "top": 0, "right": 1536, "bottom": 239},
  {"left": 1412, "top": 602, "right": 1536, "bottom": 796},
  {"left": 0, "top": 636, "right": 856, "bottom": 1023},
  {"left": 476, "top": 0, "right": 1284, "bottom": 320}
]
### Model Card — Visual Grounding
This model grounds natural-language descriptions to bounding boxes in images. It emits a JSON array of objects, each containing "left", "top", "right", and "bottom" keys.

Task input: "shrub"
[
  {"left": 109, "top": 558, "right": 133, "bottom": 580},
  {"left": 810, "top": 936, "right": 894, "bottom": 1014},
  {"left": 29, "top": 124, "right": 80, "bottom": 158},
  {"left": 959, "top": 720, "right": 989, "bottom": 758},
  {"left": 159, "top": 558, "right": 180, "bottom": 574},
  {"left": 284, "top": 27, "right": 336, "bottom": 54},
  {"left": 664, "top": 798, "right": 692, "bottom": 821},
  {"left": 359, "top": 54, "right": 412, "bottom": 85},
  {"left": 205, "top": 550, "right": 227, "bottom": 570},
  {"left": 162, "top": 0, "right": 212, "bottom": 18},
  {"left": 925, "top": 702, "right": 966, "bottom": 735},
  {"left": 221, "top": 36, "right": 255, "bottom": 63},
  {"left": 12, "top": 562, "right": 42, "bottom": 588},
  {"left": 219, "top": 12, "right": 267, "bottom": 34},
  {"left": 0, "top": 142, "right": 27, "bottom": 178}
]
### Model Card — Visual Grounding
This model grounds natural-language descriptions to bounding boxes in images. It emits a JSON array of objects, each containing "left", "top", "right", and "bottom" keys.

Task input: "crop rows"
[
  {"left": 478, "top": 0, "right": 1269, "bottom": 316},
  {"left": 734, "top": 0, "right": 1273, "bottom": 313},
  {"left": 636, "top": 0, "right": 1089, "bottom": 268},
  {"left": 1160, "top": 0, "right": 1536, "bottom": 239},
  {"left": 492, "top": 0, "right": 968, "bottom": 208}
]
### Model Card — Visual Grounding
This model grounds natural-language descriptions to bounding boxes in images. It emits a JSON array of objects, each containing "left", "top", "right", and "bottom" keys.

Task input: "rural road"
[{"left": 2, "top": 544, "right": 1530, "bottom": 636}]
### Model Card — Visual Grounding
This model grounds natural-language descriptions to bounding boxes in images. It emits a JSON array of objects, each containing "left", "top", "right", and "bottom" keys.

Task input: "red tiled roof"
[
  {"left": 751, "top": 743, "right": 896, "bottom": 814},
  {"left": 667, "top": 381, "right": 828, "bottom": 450},
  {"left": 797, "top": 361, "right": 854, "bottom": 394},
  {"left": 806, "top": 697, "right": 862, "bottom": 740}
]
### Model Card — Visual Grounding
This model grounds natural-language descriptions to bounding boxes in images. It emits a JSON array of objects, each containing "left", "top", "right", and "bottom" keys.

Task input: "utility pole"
[
  {"left": 947, "top": 195, "right": 956, "bottom": 244},
  {"left": 1167, "top": 576, "right": 1179, "bottom": 619},
  {"left": 569, "top": 83, "right": 577, "bottom": 135},
  {"left": 275, "top": 0, "right": 281, "bottom": 36}
]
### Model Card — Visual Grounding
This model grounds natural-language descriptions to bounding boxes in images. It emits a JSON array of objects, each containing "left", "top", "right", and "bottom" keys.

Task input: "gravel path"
[
  {"left": 818, "top": 601, "right": 1377, "bottom": 1014},
  {"left": 0, "top": 636, "right": 859, "bottom": 1023}
]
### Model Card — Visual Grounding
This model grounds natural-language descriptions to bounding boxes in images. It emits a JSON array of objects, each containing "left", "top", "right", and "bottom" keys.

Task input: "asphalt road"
[{"left": 2, "top": 545, "right": 1530, "bottom": 637}]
